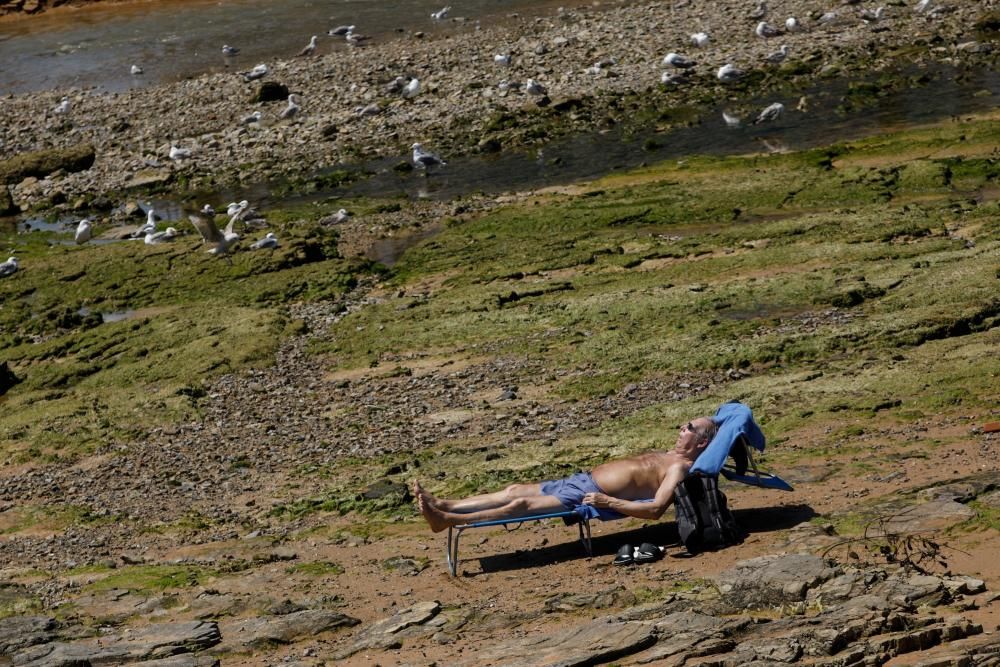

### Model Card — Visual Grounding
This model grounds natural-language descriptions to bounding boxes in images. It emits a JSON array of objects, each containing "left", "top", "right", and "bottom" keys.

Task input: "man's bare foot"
[
  {"left": 413, "top": 479, "right": 448, "bottom": 510},
  {"left": 415, "top": 484, "right": 451, "bottom": 533}
]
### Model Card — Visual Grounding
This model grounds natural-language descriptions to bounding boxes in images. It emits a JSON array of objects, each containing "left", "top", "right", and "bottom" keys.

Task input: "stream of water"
[{"left": 0, "top": 0, "right": 595, "bottom": 94}]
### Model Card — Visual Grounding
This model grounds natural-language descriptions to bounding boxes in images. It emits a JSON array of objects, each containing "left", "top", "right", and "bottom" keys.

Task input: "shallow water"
[
  {"left": 0, "top": 0, "right": 597, "bottom": 94},
  {"left": 265, "top": 63, "right": 1000, "bottom": 205}
]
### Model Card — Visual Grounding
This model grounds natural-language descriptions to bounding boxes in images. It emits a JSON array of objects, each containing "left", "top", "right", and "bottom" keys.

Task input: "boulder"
[
  {"left": 714, "top": 554, "right": 841, "bottom": 609},
  {"left": 0, "top": 143, "right": 96, "bottom": 185},
  {"left": 334, "top": 601, "right": 440, "bottom": 659},
  {"left": 224, "top": 610, "right": 358, "bottom": 649},
  {"left": 0, "top": 185, "right": 17, "bottom": 216},
  {"left": 253, "top": 82, "right": 289, "bottom": 103},
  {"left": 0, "top": 616, "right": 55, "bottom": 656},
  {"left": 0, "top": 361, "right": 21, "bottom": 396}
]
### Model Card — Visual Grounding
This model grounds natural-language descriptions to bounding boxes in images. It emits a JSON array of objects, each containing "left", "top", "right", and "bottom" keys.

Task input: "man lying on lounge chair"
[{"left": 413, "top": 417, "right": 720, "bottom": 532}]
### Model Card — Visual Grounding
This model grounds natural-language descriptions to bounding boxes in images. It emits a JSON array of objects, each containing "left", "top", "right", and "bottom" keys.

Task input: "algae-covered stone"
[
  {"left": 0, "top": 143, "right": 96, "bottom": 185},
  {"left": 0, "top": 185, "right": 16, "bottom": 216}
]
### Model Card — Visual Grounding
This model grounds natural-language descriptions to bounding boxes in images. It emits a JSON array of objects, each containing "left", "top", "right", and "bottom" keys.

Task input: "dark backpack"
[{"left": 673, "top": 475, "right": 744, "bottom": 555}]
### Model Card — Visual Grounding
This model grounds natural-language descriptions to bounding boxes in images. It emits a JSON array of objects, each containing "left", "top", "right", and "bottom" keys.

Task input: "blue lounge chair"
[{"left": 444, "top": 401, "right": 791, "bottom": 575}]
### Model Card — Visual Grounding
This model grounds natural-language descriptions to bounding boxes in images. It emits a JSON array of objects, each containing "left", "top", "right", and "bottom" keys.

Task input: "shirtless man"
[{"left": 413, "top": 416, "right": 719, "bottom": 532}]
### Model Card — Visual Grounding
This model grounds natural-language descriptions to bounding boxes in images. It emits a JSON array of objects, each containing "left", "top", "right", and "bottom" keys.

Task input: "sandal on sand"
[
  {"left": 613, "top": 544, "right": 634, "bottom": 566},
  {"left": 635, "top": 542, "right": 664, "bottom": 564}
]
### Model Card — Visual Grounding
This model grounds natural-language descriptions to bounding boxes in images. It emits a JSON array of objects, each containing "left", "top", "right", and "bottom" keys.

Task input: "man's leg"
[
  {"left": 416, "top": 490, "right": 566, "bottom": 533},
  {"left": 414, "top": 480, "right": 546, "bottom": 513}
]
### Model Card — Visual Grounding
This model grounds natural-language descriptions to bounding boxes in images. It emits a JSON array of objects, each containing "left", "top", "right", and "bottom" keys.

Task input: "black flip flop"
[
  {"left": 635, "top": 542, "right": 664, "bottom": 564},
  {"left": 613, "top": 544, "right": 634, "bottom": 566}
]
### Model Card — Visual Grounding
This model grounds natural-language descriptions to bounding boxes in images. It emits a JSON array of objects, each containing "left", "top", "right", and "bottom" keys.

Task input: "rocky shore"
[{"left": 2, "top": 0, "right": 998, "bottom": 217}]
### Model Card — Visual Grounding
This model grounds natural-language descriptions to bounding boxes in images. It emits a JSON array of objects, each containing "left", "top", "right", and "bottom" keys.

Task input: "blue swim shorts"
[{"left": 540, "top": 472, "right": 606, "bottom": 511}]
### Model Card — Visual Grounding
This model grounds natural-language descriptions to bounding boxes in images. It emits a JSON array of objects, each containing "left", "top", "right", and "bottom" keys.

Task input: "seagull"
[
  {"left": 861, "top": 6, "right": 885, "bottom": 23},
  {"left": 201, "top": 204, "right": 216, "bottom": 218},
  {"left": 525, "top": 78, "right": 548, "bottom": 96},
  {"left": 241, "top": 110, "right": 262, "bottom": 124},
  {"left": 749, "top": 1, "right": 767, "bottom": 20},
  {"left": 662, "top": 52, "right": 696, "bottom": 68},
  {"left": 145, "top": 227, "right": 178, "bottom": 245},
  {"left": 690, "top": 32, "right": 710, "bottom": 48},
  {"left": 717, "top": 63, "right": 744, "bottom": 82},
  {"left": 189, "top": 213, "right": 239, "bottom": 256},
  {"left": 411, "top": 143, "right": 446, "bottom": 172},
  {"left": 914, "top": 0, "right": 932, "bottom": 13},
  {"left": 131, "top": 209, "right": 157, "bottom": 238},
  {"left": 75, "top": 218, "right": 92, "bottom": 244},
  {"left": 494, "top": 53, "right": 512, "bottom": 66},
  {"left": 765, "top": 44, "right": 790, "bottom": 63},
  {"left": 297, "top": 35, "right": 318, "bottom": 57},
  {"left": 250, "top": 232, "right": 278, "bottom": 250},
  {"left": 722, "top": 111, "right": 742, "bottom": 128},
  {"left": 430, "top": 5, "right": 451, "bottom": 20},
  {"left": 279, "top": 94, "right": 301, "bottom": 120},
  {"left": 130, "top": 64, "right": 143, "bottom": 75},
  {"left": 756, "top": 21, "right": 782, "bottom": 38},
  {"left": 330, "top": 208, "right": 350, "bottom": 224},
  {"left": 754, "top": 102, "right": 785, "bottom": 124},
  {"left": 54, "top": 97, "right": 71, "bottom": 114},
  {"left": 0, "top": 257, "right": 18, "bottom": 278},
  {"left": 818, "top": 11, "right": 838, "bottom": 24},
  {"left": 242, "top": 63, "right": 268, "bottom": 81},
  {"left": 345, "top": 29, "right": 370, "bottom": 46},
  {"left": 355, "top": 103, "right": 381, "bottom": 117},
  {"left": 401, "top": 77, "right": 421, "bottom": 99},
  {"left": 785, "top": 16, "right": 803, "bottom": 32},
  {"left": 660, "top": 71, "right": 686, "bottom": 85},
  {"left": 328, "top": 24, "right": 355, "bottom": 36},
  {"left": 226, "top": 200, "right": 249, "bottom": 217},
  {"left": 221, "top": 44, "right": 239, "bottom": 56},
  {"left": 169, "top": 145, "right": 192, "bottom": 160}
]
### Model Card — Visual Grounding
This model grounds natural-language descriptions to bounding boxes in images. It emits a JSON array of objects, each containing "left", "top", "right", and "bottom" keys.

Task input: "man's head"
[{"left": 674, "top": 417, "right": 718, "bottom": 460}]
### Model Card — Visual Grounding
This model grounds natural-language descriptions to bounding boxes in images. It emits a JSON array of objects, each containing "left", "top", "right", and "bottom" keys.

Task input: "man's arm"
[{"left": 582, "top": 463, "right": 688, "bottom": 520}]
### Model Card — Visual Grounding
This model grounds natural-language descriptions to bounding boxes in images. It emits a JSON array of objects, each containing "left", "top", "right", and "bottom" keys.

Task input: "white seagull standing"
[
  {"left": 401, "top": 78, "right": 421, "bottom": 99},
  {"left": 494, "top": 53, "right": 512, "bottom": 66},
  {"left": 131, "top": 64, "right": 143, "bottom": 75},
  {"left": 227, "top": 200, "right": 249, "bottom": 218},
  {"left": 279, "top": 94, "right": 301, "bottom": 120},
  {"left": 785, "top": 17, "right": 803, "bottom": 32},
  {"left": 54, "top": 97, "right": 71, "bottom": 114},
  {"left": 169, "top": 144, "right": 192, "bottom": 160},
  {"left": 241, "top": 110, "right": 262, "bottom": 124},
  {"left": 0, "top": 257, "right": 18, "bottom": 279},
  {"left": 131, "top": 209, "right": 158, "bottom": 238},
  {"left": 330, "top": 208, "right": 351, "bottom": 224},
  {"left": 221, "top": 44, "right": 240, "bottom": 56},
  {"left": 765, "top": 44, "right": 790, "bottom": 63},
  {"left": 411, "top": 143, "right": 446, "bottom": 173},
  {"left": 243, "top": 63, "right": 268, "bottom": 81},
  {"left": 754, "top": 102, "right": 785, "bottom": 124},
  {"left": 431, "top": 6, "right": 451, "bottom": 20},
  {"left": 525, "top": 78, "right": 548, "bottom": 96},
  {"left": 75, "top": 218, "right": 92, "bottom": 244},
  {"left": 663, "top": 52, "right": 696, "bottom": 68},
  {"left": 189, "top": 213, "right": 239, "bottom": 256},
  {"left": 749, "top": 0, "right": 768, "bottom": 20},
  {"left": 717, "top": 63, "right": 744, "bottom": 82},
  {"left": 250, "top": 232, "right": 279, "bottom": 250},
  {"left": 201, "top": 204, "right": 216, "bottom": 218},
  {"left": 298, "top": 35, "right": 318, "bottom": 57}
]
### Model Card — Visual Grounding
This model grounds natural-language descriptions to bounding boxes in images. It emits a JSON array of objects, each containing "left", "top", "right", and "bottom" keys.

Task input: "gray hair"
[{"left": 698, "top": 418, "right": 719, "bottom": 446}]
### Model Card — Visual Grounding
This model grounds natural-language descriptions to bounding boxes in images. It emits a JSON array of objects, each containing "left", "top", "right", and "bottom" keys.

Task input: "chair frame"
[{"left": 446, "top": 511, "right": 592, "bottom": 576}]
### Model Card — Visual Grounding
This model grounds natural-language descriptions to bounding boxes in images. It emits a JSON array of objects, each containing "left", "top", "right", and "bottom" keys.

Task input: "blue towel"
[{"left": 689, "top": 401, "right": 765, "bottom": 476}]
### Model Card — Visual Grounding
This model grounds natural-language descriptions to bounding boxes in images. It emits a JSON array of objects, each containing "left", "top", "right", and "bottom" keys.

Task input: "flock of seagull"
[{"left": 14, "top": 0, "right": 953, "bottom": 282}]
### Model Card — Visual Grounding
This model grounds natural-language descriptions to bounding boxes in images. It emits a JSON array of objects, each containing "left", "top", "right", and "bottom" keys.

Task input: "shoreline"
[{"left": 1, "top": 1, "right": 997, "bottom": 220}]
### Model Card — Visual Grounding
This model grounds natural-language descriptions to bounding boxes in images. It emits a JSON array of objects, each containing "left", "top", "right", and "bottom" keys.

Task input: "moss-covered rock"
[{"left": 0, "top": 143, "right": 96, "bottom": 185}]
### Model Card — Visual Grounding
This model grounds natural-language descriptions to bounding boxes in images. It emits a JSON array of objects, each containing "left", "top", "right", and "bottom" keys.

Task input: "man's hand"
[{"left": 583, "top": 492, "right": 611, "bottom": 508}]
